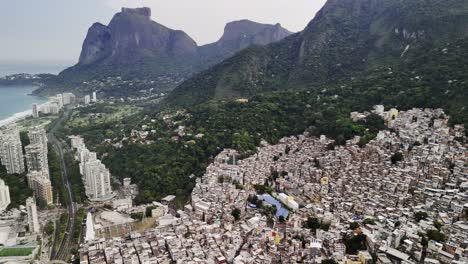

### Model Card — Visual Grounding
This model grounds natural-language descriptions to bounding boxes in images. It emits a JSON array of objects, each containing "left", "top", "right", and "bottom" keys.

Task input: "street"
[{"left": 48, "top": 111, "right": 76, "bottom": 262}]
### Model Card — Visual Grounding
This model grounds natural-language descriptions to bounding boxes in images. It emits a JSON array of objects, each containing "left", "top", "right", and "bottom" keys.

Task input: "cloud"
[{"left": 105, "top": 0, "right": 326, "bottom": 44}]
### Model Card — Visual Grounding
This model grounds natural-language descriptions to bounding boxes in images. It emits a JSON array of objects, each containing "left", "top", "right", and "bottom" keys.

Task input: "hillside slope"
[
  {"left": 167, "top": 0, "right": 468, "bottom": 107},
  {"left": 37, "top": 8, "right": 291, "bottom": 96}
]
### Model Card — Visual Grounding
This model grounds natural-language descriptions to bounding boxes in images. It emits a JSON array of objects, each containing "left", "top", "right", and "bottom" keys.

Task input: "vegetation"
[
  {"left": 48, "top": 144, "right": 68, "bottom": 206},
  {"left": 231, "top": 208, "right": 241, "bottom": 221},
  {"left": 304, "top": 217, "right": 329, "bottom": 232},
  {"left": 415, "top": 211, "right": 429, "bottom": 222},
  {"left": 343, "top": 234, "right": 367, "bottom": 254},
  {"left": 45, "top": 221, "right": 55, "bottom": 236},
  {"left": 73, "top": 208, "right": 86, "bottom": 242},
  {"left": 0, "top": 166, "right": 33, "bottom": 210},
  {"left": 65, "top": 153, "right": 86, "bottom": 204},
  {"left": 57, "top": 212, "right": 69, "bottom": 244},
  {"left": 130, "top": 212, "right": 144, "bottom": 221},
  {"left": 363, "top": 218, "right": 376, "bottom": 225},
  {"left": 0, "top": 247, "right": 35, "bottom": 257},
  {"left": 349, "top": 222, "right": 360, "bottom": 230},
  {"left": 427, "top": 230, "right": 446, "bottom": 242},
  {"left": 391, "top": 152, "right": 404, "bottom": 165},
  {"left": 322, "top": 260, "right": 338, "bottom": 264}
]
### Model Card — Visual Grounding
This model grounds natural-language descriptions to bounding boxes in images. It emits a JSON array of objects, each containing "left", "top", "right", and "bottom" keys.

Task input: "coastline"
[
  {"left": 0, "top": 87, "right": 48, "bottom": 128},
  {"left": 0, "top": 109, "right": 34, "bottom": 128}
]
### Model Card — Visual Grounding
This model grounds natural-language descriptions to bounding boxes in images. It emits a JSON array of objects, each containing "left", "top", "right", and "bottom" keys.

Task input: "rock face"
[
  {"left": 199, "top": 20, "right": 292, "bottom": 63},
  {"left": 79, "top": 7, "right": 197, "bottom": 66},
  {"left": 167, "top": 0, "right": 468, "bottom": 107},
  {"left": 47, "top": 7, "right": 292, "bottom": 95}
]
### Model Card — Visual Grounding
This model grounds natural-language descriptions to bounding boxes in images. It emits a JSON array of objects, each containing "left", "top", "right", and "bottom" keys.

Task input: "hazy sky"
[{"left": 0, "top": 0, "right": 326, "bottom": 66}]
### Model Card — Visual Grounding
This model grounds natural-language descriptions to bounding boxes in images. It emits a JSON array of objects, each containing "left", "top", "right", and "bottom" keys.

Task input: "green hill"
[{"left": 166, "top": 0, "right": 468, "bottom": 120}]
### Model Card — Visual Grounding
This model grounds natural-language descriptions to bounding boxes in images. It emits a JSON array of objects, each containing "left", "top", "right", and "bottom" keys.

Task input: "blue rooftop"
[{"left": 258, "top": 194, "right": 289, "bottom": 218}]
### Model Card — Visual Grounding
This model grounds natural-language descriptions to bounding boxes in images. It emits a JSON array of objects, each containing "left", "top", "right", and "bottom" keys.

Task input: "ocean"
[
  {"left": 0, "top": 85, "right": 48, "bottom": 122},
  {"left": 0, "top": 63, "right": 69, "bottom": 126}
]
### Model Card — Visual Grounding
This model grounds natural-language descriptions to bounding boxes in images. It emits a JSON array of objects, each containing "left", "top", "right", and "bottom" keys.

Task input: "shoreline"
[
  {"left": 0, "top": 109, "right": 34, "bottom": 128},
  {"left": 0, "top": 87, "right": 48, "bottom": 128}
]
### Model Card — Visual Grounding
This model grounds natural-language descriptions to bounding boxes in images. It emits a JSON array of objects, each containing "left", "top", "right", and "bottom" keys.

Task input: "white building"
[
  {"left": 27, "top": 127, "right": 48, "bottom": 174},
  {"left": 84, "top": 95, "right": 91, "bottom": 105},
  {"left": 77, "top": 144, "right": 113, "bottom": 201},
  {"left": 0, "top": 125, "right": 25, "bottom": 174},
  {"left": 62, "top": 93, "right": 76, "bottom": 105},
  {"left": 92, "top": 92, "right": 97, "bottom": 103},
  {"left": 0, "top": 179, "right": 10, "bottom": 212},
  {"left": 69, "top": 135, "right": 85, "bottom": 149},
  {"left": 83, "top": 158, "right": 112, "bottom": 200},
  {"left": 26, "top": 197, "right": 40, "bottom": 233}
]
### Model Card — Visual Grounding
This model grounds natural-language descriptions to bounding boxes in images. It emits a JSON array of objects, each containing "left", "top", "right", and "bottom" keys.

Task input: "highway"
[{"left": 48, "top": 110, "right": 76, "bottom": 262}]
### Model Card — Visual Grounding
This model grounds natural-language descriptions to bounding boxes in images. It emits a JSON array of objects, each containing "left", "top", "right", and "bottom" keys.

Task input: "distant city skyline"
[{"left": 0, "top": 0, "right": 326, "bottom": 65}]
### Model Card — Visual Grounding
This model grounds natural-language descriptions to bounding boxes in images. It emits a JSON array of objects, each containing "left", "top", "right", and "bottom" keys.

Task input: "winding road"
[{"left": 48, "top": 110, "right": 76, "bottom": 261}]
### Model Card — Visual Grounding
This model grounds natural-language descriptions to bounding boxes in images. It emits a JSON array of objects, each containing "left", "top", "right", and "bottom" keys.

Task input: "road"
[{"left": 48, "top": 110, "right": 76, "bottom": 261}]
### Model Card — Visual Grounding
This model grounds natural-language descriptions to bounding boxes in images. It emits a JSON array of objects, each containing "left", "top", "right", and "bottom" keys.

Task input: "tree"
[
  {"left": 278, "top": 215, "right": 286, "bottom": 223},
  {"left": 433, "top": 220, "right": 442, "bottom": 230},
  {"left": 44, "top": 221, "right": 54, "bottom": 236},
  {"left": 232, "top": 208, "right": 241, "bottom": 221},
  {"left": 343, "top": 234, "right": 367, "bottom": 254},
  {"left": 322, "top": 259, "right": 338, "bottom": 264},
  {"left": 391, "top": 152, "right": 404, "bottom": 164},
  {"left": 363, "top": 218, "right": 376, "bottom": 225},
  {"left": 304, "top": 217, "right": 321, "bottom": 230},
  {"left": 415, "top": 211, "right": 428, "bottom": 222},
  {"left": 349, "top": 222, "right": 360, "bottom": 230},
  {"left": 427, "top": 230, "right": 446, "bottom": 242}
]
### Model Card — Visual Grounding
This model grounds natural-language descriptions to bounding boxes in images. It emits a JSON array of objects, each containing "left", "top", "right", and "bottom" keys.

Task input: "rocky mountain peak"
[
  {"left": 121, "top": 7, "right": 151, "bottom": 18},
  {"left": 220, "top": 19, "right": 292, "bottom": 43}
]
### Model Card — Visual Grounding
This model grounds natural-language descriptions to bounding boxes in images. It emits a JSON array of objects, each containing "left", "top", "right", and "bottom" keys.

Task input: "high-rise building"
[
  {"left": 26, "top": 127, "right": 48, "bottom": 177},
  {"left": 62, "top": 93, "right": 76, "bottom": 105},
  {"left": 0, "top": 179, "right": 11, "bottom": 212},
  {"left": 28, "top": 127, "right": 47, "bottom": 146},
  {"left": 32, "top": 104, "right": 39, "bottom": 118},
  {"left": 26, "top": 127, "right": 52, "bottom": 204},
  {"left": 84, "top": 159, "right": 112, "bottom": 200},
  {"left": 84, "top": 95, "right": 91, "bottom": 105},
  {"left": 92, "top": 91, "right": 97, "bottom": 103},
  {"left": 77, "top": 145, "right": 112, "bottom": 201},
  {"left": 27, "top": 171, "right": 53, "bottom": 205},
  {"left": 32, "top": 177, "right": 53, "bottom": 205},
  {"left": 0, "top": 125, "right": 25, "bottom": 175},
  {"left": 25, "top": 144, "right": 47, "bottom": 173},
  {"left": 26, "top": 197, "right": 40, "bottom": 233}
]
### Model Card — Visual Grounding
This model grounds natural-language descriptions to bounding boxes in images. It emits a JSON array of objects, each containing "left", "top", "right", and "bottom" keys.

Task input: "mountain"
[
  {"left": 36, "top": 8, "right": 291, "bottom": 96},
  {"left": 166, "top": 0, "right": 468, "bottom": 107},
  {"left": 198, "top": 20, "right": 291, "bottom": 65}
]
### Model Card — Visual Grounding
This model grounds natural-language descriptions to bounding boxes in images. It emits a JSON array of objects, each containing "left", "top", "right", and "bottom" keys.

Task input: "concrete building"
[
  {"left": 92, "top": 91, "right": 97, "bottom": 103},
  {"left": 26, "top": 197, "right": 39, "bottom": 233},
  {"left": 32, "top": 104, "right": 39, "bottom": 118},
  {"left": 83, "top": 158, "right": 112, "bottom": 200},
  {"left": 25, "top": 144, "right": 47, "bottom": 173},
  {"left": 0, "top": 179, "right": 10, "bottom": 212},
  {"left": 62, "top": 92, "right": 76, "bottom": 105},
  {"left": 0, "top": 125, "right": 25, "bottom": 174},
  {"left": 77, "top": 142, "right": 113, "bottom": 201},
  {"left": 84, "top": 95, "right": 91, "bottom": 105},
  {"left": 31, "top": 177, "right": 53, "bottom": 205},
  {"left": 28, "top": 127, "right": 47, "bottom": 147}
]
